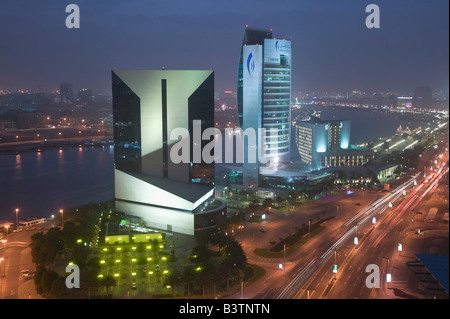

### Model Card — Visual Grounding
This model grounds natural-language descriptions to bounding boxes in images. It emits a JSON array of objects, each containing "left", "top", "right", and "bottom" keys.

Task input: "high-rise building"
[
  {"left": 413, "top": 86, "right": 433, "bottom": 109},
  {"left": 112, "top": 70, "right": 226, "bottom": 236},
  {"left": 237, "top": 27, "right": 292, "bottom": 187},
  {"left": 397, "top": 96, "right": 413, "bottom": 109},
  {"left": 78, "top": 88, "right": 92, "bottom": 104},
  {"left": 60, "top": 82, "right": 73, "bottom": 104}
]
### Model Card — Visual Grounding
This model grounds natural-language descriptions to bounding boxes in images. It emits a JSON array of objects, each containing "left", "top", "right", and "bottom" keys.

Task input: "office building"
[
  {"left": 413, "top": 86, "right": 433, "bottom": 109},
  {"left": 60, "top": 82, "right": 73, "bottom": 104},
  {"left": 78, "top": 88, "right": 93, "bottom": 104},
  {"left": 397, "top": 96, "right": 413, "bottom": 109},
  {"left": 295, "top": 118, "right": 373, "bottom": 170},
  {"left": 112, "top": 70, "right": 226, "bottom": 236},
  {"left": 237, "top": 27, "right": 292, "bottom": 187}
]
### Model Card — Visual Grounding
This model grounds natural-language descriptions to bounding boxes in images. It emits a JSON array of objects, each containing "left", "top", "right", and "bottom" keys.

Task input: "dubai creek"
[
  {"left": 0, "top": 107, "right": 433, "bottom": 221},
  {"left": 0, "top": 145, "right": 115, "bottom": 221}
]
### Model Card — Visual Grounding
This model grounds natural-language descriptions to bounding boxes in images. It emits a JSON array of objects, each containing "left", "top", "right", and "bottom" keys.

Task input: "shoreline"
[{"left": 0, "top": 136, "right": 113, "bottom": 154}]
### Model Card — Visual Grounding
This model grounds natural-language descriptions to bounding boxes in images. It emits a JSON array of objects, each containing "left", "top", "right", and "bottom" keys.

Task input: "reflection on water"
[
  {"left": 0, "top": 146, "right": 114, "bottom": 220},
  {"left": 315, "top": 106, "right": 432, "bottom": 144},
  {"left": 0, "top": 108, "right": 434, "bottom": 221}
]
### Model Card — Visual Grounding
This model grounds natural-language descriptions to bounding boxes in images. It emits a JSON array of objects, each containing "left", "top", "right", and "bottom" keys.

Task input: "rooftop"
[{"left": 122, "top": 170, "right": 213, "bottom": 205}]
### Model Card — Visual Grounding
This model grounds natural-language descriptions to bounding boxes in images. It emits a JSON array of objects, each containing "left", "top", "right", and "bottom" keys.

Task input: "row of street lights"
[{"left": 7, "top": 207, "right": 65, "bottom": 233}]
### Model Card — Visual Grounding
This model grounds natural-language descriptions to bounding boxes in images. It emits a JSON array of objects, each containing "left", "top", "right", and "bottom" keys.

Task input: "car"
[
  {"left": 260, "top": 228, "right": 266, "bottom": 233},
  {"left": 131, "top": 283, "right": 137, "bottom": 290}
]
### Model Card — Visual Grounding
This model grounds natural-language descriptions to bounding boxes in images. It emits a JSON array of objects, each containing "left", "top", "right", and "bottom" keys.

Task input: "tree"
[
  {"left": 209, "top": 231, "right": 231, "bottom": 252},
  {"left": 262, "top": 197, "right": 272, "bottom": 208},
  {"left": 190, "top": 245, "right": 210, "bottom": 264},
  {"left": 41, "top": 269, "right": 59, "bottom": 295},
  {"left": 181, "top": 266, "right": 196, "bottom": 297},
  {"left": 62, "top": 220, "right": 78, "bottom": 248},
  {"left": 49, "top": 277, "right": 67, "bottom": 298},
  {"left": 99, "top": 275, "right": 117, "bottom": 297},
  {"left": 287, "top": 192, "right": 296, "bottom": 205},
  {"left": 33, "top": 265, "right": 46, "bottom": 295},
  {"left": 223, "top": 239, "right": 247, "bottom": 270},
  {"left": 30, "top": 228, "right": 64, "bottom": 266},
  {"left": 163, "top": 269, "right": 182, "bottom": 296},
  {"left": 196, "top": 263, "right": 215, "bottom": 299},
  {"left": 217, "top": 259, "right": 236, "bottom": 293},
  {"left": 71, "top": 245, "right": 91, "bottom": 269},
  {"left": 276, "top": 196, "right": 283, "bottom": 206},
  {"left": 81, "top": 268, "right": 101, "bottom": 299}
]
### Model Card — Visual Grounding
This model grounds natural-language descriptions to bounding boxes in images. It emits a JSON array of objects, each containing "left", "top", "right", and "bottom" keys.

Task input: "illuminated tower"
[
  {"left": 237, "top": 27, "right": 292, "bottom": 187},
  {"left": 112, "top": 70, "right": 226, "bottom": 235}
]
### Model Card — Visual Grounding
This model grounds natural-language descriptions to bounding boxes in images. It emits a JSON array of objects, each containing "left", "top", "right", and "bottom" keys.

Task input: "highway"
[
  {"left": 289, "top": 150, "right": 449, "bottom": 299},
  {"left": 269, "top": 174, "right": 420, "bottom": 299}
]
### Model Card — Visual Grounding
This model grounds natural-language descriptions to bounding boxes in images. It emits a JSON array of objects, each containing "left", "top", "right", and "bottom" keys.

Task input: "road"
[
  {"left": 272, "top": 174, "right": 420, "bottom": 299},
  {"left": 292, "top": 149, "right": 449, "bottom": 299},
  {"left": 0, "top": 222, "right": 53, "bottom": 299},
  {"left": 226, "top": 179, "right": 411, "bottom": 298}
]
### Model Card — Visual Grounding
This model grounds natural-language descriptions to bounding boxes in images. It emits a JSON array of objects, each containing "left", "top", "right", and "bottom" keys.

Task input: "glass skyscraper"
[
  {"left": 112, "top": 70, "right": 225, "bottom": 235},
  {"left": 237, "top": 27, "right": 292, "bottom": 186}
]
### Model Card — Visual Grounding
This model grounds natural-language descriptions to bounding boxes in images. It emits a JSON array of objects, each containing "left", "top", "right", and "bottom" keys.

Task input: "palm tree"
[
  {"left": 99, "top": 275, "right": 117, "bottom": 298},
  {"left": 163, "top": 269, "right": 181, "bottom": 296},
  {"left": 181, "top": 266, "right": 196, "bottom": 298},
  {"left": 81, "top": 269, "right": 101, "bottom": 299}
]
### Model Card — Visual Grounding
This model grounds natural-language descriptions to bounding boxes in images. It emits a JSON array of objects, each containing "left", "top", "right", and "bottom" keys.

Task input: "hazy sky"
[{"left": 0, "top": 0, "right": 448, "bottom": 96}]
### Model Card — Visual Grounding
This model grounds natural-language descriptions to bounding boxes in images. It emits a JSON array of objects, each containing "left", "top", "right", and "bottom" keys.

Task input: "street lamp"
[
  {"left": 60, "top": 209, "right": 64, "bottom": 228},
  {"left": 386, "top": 273, "right": 392, "bottom": 289},
  {"left": 308, "top": 219, "right": 312, "bottom": 240},
  {"left": 15, "top": 208, "right": 19, "bottom": 231}
]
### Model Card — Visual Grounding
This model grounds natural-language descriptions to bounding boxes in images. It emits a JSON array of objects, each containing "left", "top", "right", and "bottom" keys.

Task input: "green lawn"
[{"left": 246, "top": 264, "right": 266, "bottom": 286}]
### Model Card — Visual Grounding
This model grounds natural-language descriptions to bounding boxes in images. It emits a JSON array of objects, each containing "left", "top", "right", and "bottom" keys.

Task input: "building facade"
[
  {"left": 112, "top": 70, "right": 226, "bottom": 236},
  {"left": 237, "top": 27, "right": 292, "bottom": 187},
  {"left": 295, "top": 118, "right": 373, "bottom": 171},
  {"left": 60, "top": 82, "right": 73, "bottom": 104},
  {"left": 413, "top": 86, "right": 433, "bottom": 109}
]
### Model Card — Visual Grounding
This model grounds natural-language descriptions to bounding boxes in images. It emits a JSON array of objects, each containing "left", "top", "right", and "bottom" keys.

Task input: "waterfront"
[
  {"left": 313, "top": 106, "right": 437, "bottom": 144},
  {"left": 0, "top": 107, "right": 442, "bottom": 222},
  {"left": 0, "top": 145, "right": 114, "bottom": 221}
]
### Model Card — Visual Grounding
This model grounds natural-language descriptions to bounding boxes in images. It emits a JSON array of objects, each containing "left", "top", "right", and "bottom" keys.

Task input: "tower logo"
[
  {"left": 247, "top": 52, "right": 255, "bottom": 77},
  {"left": 275, "top": 40, "right": 290, "bottom": 53}
]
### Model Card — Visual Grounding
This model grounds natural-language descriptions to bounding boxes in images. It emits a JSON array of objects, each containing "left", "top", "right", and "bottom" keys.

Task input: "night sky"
[{"left": 1, "top": 0, "right": 448, "bottom": 96}]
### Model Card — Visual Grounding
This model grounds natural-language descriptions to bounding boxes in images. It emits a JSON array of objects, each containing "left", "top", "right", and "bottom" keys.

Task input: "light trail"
[
  {"left": 344, "top": 175, "right": 417, "bottom": 227},
  {"left": 274, "top": 162, "right": 443, "bottom": 299},
  {"left": 276, "top": 259, "right": 316, "bottom": 299}
]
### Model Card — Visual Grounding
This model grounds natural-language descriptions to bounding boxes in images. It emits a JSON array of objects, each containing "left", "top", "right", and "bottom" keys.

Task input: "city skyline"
[
  {"left": 0, "top": 0, "right": 448, "bottom": 95},
  {"left": 0, "top": 0, "right": 448, "bottom": 303}
]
